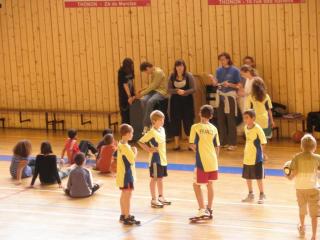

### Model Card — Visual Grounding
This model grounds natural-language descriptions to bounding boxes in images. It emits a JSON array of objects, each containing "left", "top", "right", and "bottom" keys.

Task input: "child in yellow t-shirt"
[
  {"left": 139, "top": 110, "right": 171, "bottom": 208},
  {"left": 242, "top": 109, "right": 267, "bottom": 204},
  {"left": 115, "top": 124, "right": 140, "bottom": 225},
  {"left": 189, "top": 105, "right": 220, "bottom": 219}
]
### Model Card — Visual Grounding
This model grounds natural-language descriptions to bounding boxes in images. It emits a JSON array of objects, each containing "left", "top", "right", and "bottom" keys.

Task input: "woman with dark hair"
[
  {"left": 10, "top": 140, "right": 34, "bottom": 183},
  {"left": 30, "top": 142, "right": 70, "bottom": 187},
  {"left": 243, "top": 56, "right": 256, "bottom": 68},
  {"left": 118, "top": 58, "right": 135, "bottom": 124},
  {"left": 168, "top": 59, "right": 196, "bottom": 150},
  {"left": 212, "top": 52, "right": 241, "bottom": 151}
]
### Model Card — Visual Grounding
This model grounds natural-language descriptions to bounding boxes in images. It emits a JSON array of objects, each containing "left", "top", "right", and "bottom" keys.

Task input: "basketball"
[
  {"left": 292, "top": 131, "right": 304, "bottom": 143},
  {"left": 283, "top": 160, "right": 292, "bottom": 177}
]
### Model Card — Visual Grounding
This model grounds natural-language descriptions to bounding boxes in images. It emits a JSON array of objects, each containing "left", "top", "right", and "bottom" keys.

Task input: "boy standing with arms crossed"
[
  {"left": 139, "top": 110, "right": 171, "bottom": 208},
  {"left": 116, "top": 124, "right": 140, "bottom": 225},
  {"left": 189, "top": 105, "right": 220, "bottom": 220},
  {"left": 287, "top": 134, "right": 320, "bottom": 240}
]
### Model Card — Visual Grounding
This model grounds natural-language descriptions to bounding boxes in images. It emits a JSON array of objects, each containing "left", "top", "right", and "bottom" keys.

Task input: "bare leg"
[
  {"left": 157, "top": 178, "right": 163, "bottom": 197},
  {"left": 193, "top": 183, "right": 205, "bottom": 209},
  {"left": 150, "top": 178, "right": 157, "bottom": 200},
  {"left": 257, "top": 180, "right": 264, "bottom": 193},
  {"left": 246, "top": 179, "right": 253, "bottom": 193},
  {"left": 207, "top": 182, "right": 214, "bottom": 209},
  {"left": 311, "top": 216, "right": 317, "bottom": 240}
]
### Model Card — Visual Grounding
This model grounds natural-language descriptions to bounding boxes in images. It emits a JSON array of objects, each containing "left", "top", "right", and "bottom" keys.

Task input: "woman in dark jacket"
[
  {"left": 168, "top": 59, "right": 196, "bottom": 150},
  {"left": 118, "top": 58, "right": 135, "bottom": 124}
]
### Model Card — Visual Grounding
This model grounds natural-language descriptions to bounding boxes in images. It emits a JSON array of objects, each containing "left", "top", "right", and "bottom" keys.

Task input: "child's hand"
[
  {"left": 189, "top": 144, "right": 196, "bottom": 152},
  {"left": 148, "top": 147, "right": 158, "bottom": 153}
]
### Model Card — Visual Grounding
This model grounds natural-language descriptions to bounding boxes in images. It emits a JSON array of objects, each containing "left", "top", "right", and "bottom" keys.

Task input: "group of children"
[{"left": 7, "top": 95, "right": 319, "bottom": 238}]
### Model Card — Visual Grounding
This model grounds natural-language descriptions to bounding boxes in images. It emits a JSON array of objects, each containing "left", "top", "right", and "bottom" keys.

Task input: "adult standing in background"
[
  {"left": 118, "top": 58, "right": 136, "bottom": 124},
  {"left": 168, "top": 59, "right": 196, "bottom": 151},
  {"left": 137, "top": 61, "right": 167, "bottom": 132},
  {"left": 212, "top": 52, "right": 241, "bottom": 151}
]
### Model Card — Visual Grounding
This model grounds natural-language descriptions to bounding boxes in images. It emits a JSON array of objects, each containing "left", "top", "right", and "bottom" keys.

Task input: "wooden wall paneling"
[
  {"left": 200, "top": 0, "right": 212, "bottom": 73},
  {"left": 56, "top": 0, "right": 72, "bottom": 130},
  {"left": 96, "top": 8, "right": 108, "bottom": 130},
  {"left": 186, "top": 0, "right": 195, "bottom": 73},
  {"left": 222, "top": 6, "right": 232, "bottom": 56},
  {"left": 0, "top": 7, "right": 9, "bottom": 126},
  {"left": 253, "top": 5, "right": 263, "bottom": 76},
  {"left": 171, "top": 0, "right": 182, "bottom": 62},
  {"left": 158, "top": 0, "right": 168, "bottom": 73},
  {"left": 300, "top": 2, "right": 311, "bottom": 118},
  {"left": 178, "top": 0, "right": 189, "bottom": 68},
  {"left": 164, "top": 0, "right": 174, "bottom": 73},
  {"left": 136, "top": 7, "right": 146, "bottom": 91},
  {"left": 216, "top": 6, "right": 225, "bottom": 54},
  {"left": 208, "top": 5, "right": 218, "bottom": 73},
  {"left": 277, "top": 5, "right": 289, "bottom": 137},
  {"left": 7, "top": 0, "right": 20, "bottom": 128},
  {"left": 193, "top": 0, "right": 204, "bottom": 74},
  {"left": 238, "top": 6, "right": 248, "bottom": 63},
  {"left": 64, "top": 7, "right": 79, "bottom": 129},
  {"left": 18, "top": 0, "right": 33, "bottom": 128},
  {"left": 130, "top": 7, "right": 142, "bottom": 92},
  {"left": 31, "top": 0, "right": 45, "bottom": 129},
  {"left": 150, "top": 0, "right": 161, "bottom": 68},
  {"left": 245, "top": 5, "right": 255, "bottom": 57},
  {"left": 308, "top": 0, "right": 319, "bottom": 112},
  {"left": 230, "top": 6, "right": 240, "bottom": 67},
  {"left": 77, "top": 8, "right": 90, "bottom": 129},
  {"left": 24, "top": 0, "right": 40, "bottom": 128},
  {"left": 83, "top": 8, "right": 97, "bottom": 130},
  {"left": 90, "top": 8, "right": 104, "bottom": 129},
  {"left": 50, "top": 0, "right": 66, "bottom": 130},
  {"left": 261, "top": 6, "right": 273, "bottom": 101},
  {"left": 292, "top": 4, "right": 303, "bottom": 132},
  {"left": 43, "top": 0, "right": 58, "bottom": 117}
]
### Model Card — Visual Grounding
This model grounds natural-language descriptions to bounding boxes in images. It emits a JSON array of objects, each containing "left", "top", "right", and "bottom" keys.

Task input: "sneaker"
[
  {"left": 119, "top": 215, "right": 135, "bottom": 222},
  {"left": 257, "top": 193, "right": 266, "bottom": 204},
  {"left": 196, "top": 208, "right": 210, "bottom": 218},
  {"left": 151, "top": 199, "right": 164, "bottom": 208},
  {"left": 123, "top": 217, "right": 134, "bottom": 225},
  {"left": 242, "top": 193, "right": 254, "bottom": 203},
  {"left": 158, "top": 196, "right": 171, "bottom": 205},
  {"left": 297, "top": 224, "right": 305, "bottom": 237},
  {"left": 227, "top": 145, "right": 237, "bottom": 151}
]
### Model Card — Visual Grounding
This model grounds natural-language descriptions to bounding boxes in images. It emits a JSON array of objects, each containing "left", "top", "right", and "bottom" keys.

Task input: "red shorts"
[{"left": 194, "top": 168, "right": 218, "bottom": 185}]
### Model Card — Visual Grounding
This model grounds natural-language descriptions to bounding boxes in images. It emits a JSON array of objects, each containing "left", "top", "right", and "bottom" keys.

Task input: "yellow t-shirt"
[
  {"left": 139, "top": 127, "right": 167, "bottom": 166},
  {"left": 245, "top": 94, "right": 272, "bottom": 129},
  {"left": 189, "top": 122, "right": 220, "bottom": 172},
  {"left": 243, "top": 123, "right": 267, "bottom": 165},
  {"left": 115, "top": 142, "right": 136, "bottom": 188}
]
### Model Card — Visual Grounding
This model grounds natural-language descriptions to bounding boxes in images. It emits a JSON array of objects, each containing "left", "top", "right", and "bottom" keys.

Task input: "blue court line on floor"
[{"left": 0, "top": 155, "right": 284, "bottom": 177}]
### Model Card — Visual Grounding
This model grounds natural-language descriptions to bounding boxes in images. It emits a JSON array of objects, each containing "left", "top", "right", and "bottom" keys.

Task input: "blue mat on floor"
[{"left": 0, "top": 155, "right": 284, "bottom": 177}]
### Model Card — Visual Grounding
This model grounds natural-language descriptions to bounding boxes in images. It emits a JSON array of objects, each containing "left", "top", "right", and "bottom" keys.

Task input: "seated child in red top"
[
  {"left": 96, "top": 134, "right": 117, "bottom": 173},
  {"left": 61, "top": 129, "right": 80, "bottom": 165}
]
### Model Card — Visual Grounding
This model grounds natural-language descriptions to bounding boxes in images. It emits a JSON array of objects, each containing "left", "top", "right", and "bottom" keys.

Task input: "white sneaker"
[
  {"left": 257, "top": 193, "right": 266, "bottom": 204},
  {"left": 242, "top": 193, "right": 254, "bottom": 202},
  {"left": 158, "top": 196, "right": 171, "bottom": 205},
  {"left": 151, "top": 199, "right": 163, "bottom": 208},
  {"left": 196, "top": 208, "right": 209, "bottom": 218}
]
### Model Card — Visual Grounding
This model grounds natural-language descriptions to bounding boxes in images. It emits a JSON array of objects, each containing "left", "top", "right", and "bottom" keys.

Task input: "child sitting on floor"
[
  {"left": 61, "top": 129, "right": 80, "bottom": 165},
  {"left": 64, "top": 153, "right": 100, "bottom": 198},
  {"left": 96, "top": 134, "right": 117, "bottom": 174},
  {"left": 10, "top": 140, "right": 35, "bottom": 184}
]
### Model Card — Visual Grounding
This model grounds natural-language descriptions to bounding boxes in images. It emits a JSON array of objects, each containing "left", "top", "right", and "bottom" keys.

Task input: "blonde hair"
[
  {"left": 150, "top": 110, "right": 165, "bottom": 123},
  {"left": 301, "top": 134, "right": 317, "bottom": 152}
]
